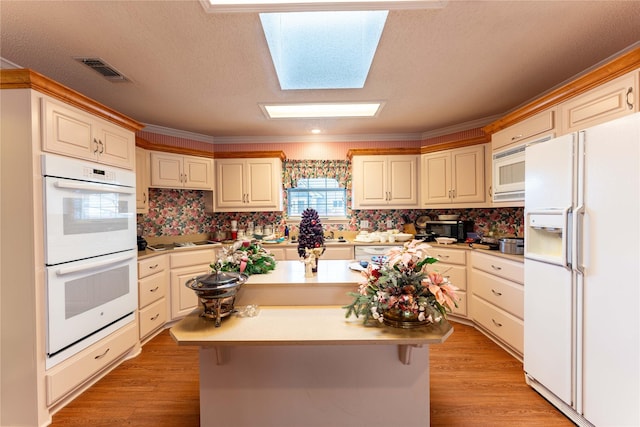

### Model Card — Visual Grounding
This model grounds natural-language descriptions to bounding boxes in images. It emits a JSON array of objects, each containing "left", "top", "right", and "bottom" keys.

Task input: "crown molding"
[
  {"left": 140, "top": 123, "right": 216, "bottom": 144},
  {"left": 140, "top": 123, "right": 424, "bottom": 144},
  {"left": 420, "top": 115, "right": 499, "bottom": 139},
  {"left": 211, "top": 132, "right": 424, "bottom": 144}
]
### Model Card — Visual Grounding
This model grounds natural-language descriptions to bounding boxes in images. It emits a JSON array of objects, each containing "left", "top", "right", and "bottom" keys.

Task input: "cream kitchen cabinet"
[
  {"left": 150, "top": 151, "right": 214, "bottom": 190},
  {"left": 560, "top": 70, "right": 638, "bottom": 134},
  {"left": 44, "top": 322, "right": 138, "bottom": 407},
  {"left": 169, "top": 248, "right": 216, "bottom": 320},
  {"left": 469, "top": 251, "right": 524, "bottom": 358},
  {"left": 138, "top": 254, "right": 168, "bottom": 341},
  {"left": 352, "top": 154, "right": 419, "bottom": 209},
  {"left": 135, "top": 147, "right": 150, "bottom": 214},
  {"left": 2, "top": 69, "right": 143, "bottom": 426},
  {"left": 425, "top": 246, "right": 468, "bottom": 318},
  {"left": 42, "top": 97, "right": 136, "bottom": 170},
  {"left": 214, "top": 157, "right": 283, "bottom": 212},
  {"left": 492, "top": 108, "right": 557, "bottom": 151},
  {"left": 421, "top": 145, "right": 485, "bottom": 206}
]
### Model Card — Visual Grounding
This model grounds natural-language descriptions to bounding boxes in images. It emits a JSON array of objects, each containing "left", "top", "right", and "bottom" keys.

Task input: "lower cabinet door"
[
  {"left": 139, "top": 298, "right": 167, "bottom": 339},
  {"left": 470, "top": 295, "right": 523, "bottom": 355}
]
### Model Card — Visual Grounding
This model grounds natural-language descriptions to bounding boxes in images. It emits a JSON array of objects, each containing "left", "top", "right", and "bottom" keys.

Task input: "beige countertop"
[
  {"left": 137, "top": 235, "right": 523, "bottom": 263},
  {"left": 171, "top": 305, "right": 453, "bottom": 347}
]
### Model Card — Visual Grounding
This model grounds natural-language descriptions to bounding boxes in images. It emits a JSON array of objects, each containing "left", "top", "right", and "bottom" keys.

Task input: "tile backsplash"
[{"left": 138, "top": 188, "right": 523, "bottom": 238}]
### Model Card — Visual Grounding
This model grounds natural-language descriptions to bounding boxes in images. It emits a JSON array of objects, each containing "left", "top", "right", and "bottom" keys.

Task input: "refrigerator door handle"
[{"left": 572, "top": 204, "right": 585, "bottom": 274}]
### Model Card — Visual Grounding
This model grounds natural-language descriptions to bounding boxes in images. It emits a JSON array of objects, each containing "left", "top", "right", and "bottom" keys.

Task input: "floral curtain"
[{"left": 282, "top": 159, "right": 351, "bottom": 189}]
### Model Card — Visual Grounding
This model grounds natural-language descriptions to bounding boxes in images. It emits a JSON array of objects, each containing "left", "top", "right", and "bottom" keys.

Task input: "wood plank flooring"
[{"left": 51, "top": 321, "right": 574, "bottom": 426}]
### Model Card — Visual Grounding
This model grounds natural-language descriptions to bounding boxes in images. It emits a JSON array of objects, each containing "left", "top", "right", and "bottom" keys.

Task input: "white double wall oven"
[{"left": 43, "top": 154, "right": 137, "bottom": 368}]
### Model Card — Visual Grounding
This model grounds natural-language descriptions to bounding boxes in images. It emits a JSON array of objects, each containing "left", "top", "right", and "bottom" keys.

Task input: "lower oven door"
[{"left": 46, "top": 250, "right": 137, "bottom": 357}]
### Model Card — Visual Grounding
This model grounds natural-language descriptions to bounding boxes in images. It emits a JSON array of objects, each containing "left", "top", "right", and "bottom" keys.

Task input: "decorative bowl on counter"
[
  {"left": 435, "top": 237, "right": 457, "bottom": 245},
  {"left": 185, "top": 271, "right": 249, "bottom": 327},
  {"left": 393, "top": 233, "right": 413, "bottom": 242}
]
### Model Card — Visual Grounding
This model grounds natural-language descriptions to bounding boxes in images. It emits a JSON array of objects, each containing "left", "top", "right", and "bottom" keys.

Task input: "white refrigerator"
[{"left": 523, "top": 112, "right": 640, "bottom": 427}]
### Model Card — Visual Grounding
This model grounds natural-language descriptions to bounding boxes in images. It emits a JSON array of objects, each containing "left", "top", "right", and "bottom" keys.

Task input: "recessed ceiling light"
[
  {"left": 261, "top": 102, "right": 383, "bottom": 119},
  {"left": 200, "top": 0, "right": 447, "bottom": 13},
  {"left": 311, "top": 128, "right": 322, "bottom": 134}
]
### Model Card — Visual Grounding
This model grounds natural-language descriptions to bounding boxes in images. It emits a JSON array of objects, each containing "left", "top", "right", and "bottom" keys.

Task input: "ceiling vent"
[{"left": 74, "top": 57, "right": 130, "bottom": 82}]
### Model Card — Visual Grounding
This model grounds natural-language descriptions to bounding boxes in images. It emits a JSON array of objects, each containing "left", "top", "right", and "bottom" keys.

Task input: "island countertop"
[{"left": 171, "top": 305, "right": 453, "bottom": 347}]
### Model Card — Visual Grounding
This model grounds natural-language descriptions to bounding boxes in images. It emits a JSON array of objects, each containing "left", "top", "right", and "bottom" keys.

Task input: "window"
[{"left": 287, "top": 177, "right": 346, "bottom": 217}]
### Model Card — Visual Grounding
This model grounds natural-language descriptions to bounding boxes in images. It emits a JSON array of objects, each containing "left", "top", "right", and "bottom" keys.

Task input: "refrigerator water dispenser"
[{"left": 525, "top": 211, "right": 568, "bottom": 266}]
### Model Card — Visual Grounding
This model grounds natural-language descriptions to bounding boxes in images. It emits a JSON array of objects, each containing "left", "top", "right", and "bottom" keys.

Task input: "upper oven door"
[{"left": 43, "top": 175, "right": 136, "bottom": 265}]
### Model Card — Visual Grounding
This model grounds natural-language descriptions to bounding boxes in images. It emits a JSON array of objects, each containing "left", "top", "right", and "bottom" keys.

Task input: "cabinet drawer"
[
  {"left": 138, "top": 269, "right": 168, "bottom": 308},
  {"left": 492, "top": 108, "right": 556, "bottom": 151},
  {"left": 471, "top": 252, "right": 523, "bottom": 284},
  {"left": 450, "top": 291, "right": 467, "bottom": 317},
  {"left": 426, "top": 247, "right": 466, "bottom": 265},
  {"left": 139, "top": 298, "right": 167, "bottom": 339},
  {"left": 470, "top": 295, "right": 523, "bottom": 355},
  {"left": 431, "top": 263, "right": 466, "bottom": 290},
  {"left": 138, "top": 254, "right": 168, "bottom": 279},
  {"left": 46, "top": 322, "right": 138, "bottom": 405},
  {"left": 472, "top": 268, "right": 523, "bottom": 319},
  {"left": 170, "top": 249, "right": 216, "bottom": 268}
]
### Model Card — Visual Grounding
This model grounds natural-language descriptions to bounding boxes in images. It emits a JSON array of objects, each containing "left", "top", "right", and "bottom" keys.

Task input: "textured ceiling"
[{"left": 1, "top": 1, "right": 639, "bottom": 142}]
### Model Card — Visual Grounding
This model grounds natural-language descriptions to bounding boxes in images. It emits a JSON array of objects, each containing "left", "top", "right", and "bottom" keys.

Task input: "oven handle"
[
  {"left": 53, "top": 180, "right": 135, "bottom": 195},
  {"left": 55, "top": 253, "right": 135, "bottom": 276}
]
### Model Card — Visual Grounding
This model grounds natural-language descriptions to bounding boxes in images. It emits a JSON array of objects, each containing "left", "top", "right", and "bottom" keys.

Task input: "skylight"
[{"left": 259, "top": 10, "right": 388, "bottom": 90}]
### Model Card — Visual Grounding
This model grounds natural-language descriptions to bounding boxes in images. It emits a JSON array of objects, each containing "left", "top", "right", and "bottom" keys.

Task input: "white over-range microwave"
[{"left": 492, "top": 135, "right": 552, "bottom": 202}]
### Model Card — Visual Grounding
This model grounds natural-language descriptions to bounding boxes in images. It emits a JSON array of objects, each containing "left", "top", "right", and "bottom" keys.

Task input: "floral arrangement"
[
  {"left": 343, "top": 240, "right": 460, "bottom": 326},
  {"left": 214, "top": 240, "right": 276, "bottom": 275}
]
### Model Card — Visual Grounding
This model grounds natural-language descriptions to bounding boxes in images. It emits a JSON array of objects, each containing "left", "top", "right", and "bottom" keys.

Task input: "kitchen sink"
[{"left": 324, "top": 238, "right": 348, "bottom": 243}]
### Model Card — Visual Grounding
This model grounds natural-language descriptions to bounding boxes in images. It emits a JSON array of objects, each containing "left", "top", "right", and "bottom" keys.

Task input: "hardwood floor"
[{"left": 51, "top": 321, "right": 574, "bottom": 426}]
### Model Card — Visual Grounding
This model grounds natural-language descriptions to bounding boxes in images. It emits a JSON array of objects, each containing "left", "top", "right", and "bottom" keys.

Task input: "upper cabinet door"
[
  {"left": 451, "top": 145, "right": 485, "bottom": 203},
  {"left": 421, "top": 145, "right": 486, "bottom": 206},
  {"left": 245, "top": 158, "right": 281, "bottom": 208},
  {"left": 183, "top": 155, "right": 214, "bottom": 190},
  {"left": 215, "top": 159, "right": 246, "bottom": 208},
  {"left": 41, "top": 98, "right": 135, "bottom": 170},
  {"left": 560, "top": 71, "right": 637, "bottom": 134},
  {"left": 421, "top": 151, "right": 452, "bottom": 205},
  {"left": 214, "top": 158, "right": 282, "bottom": 212},
  {"left": 387, "top": 156, "right": 419, "bottom": 205},
  {"left": 135, "top": 147, "right": 149, "bottom": 214},
  {"left": 150, "top": 152, "right": 213, "bottom": 190},
  {"left": 94, "top": 121, "right": 135, "bottom": 169},
  {"left": 352, "top": 155, "right": 419, "bottom": 209},
  {"left": 150, "top": 152, "right": 184, "bottom": 188},
  {"left": 353, "top": 156, "right": 387, "bottom": 207}
]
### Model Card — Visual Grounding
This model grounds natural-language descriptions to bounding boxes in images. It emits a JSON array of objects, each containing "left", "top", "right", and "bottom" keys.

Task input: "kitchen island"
[{"left": 171, "top": 260, "right": 453, "bottom": 427}]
